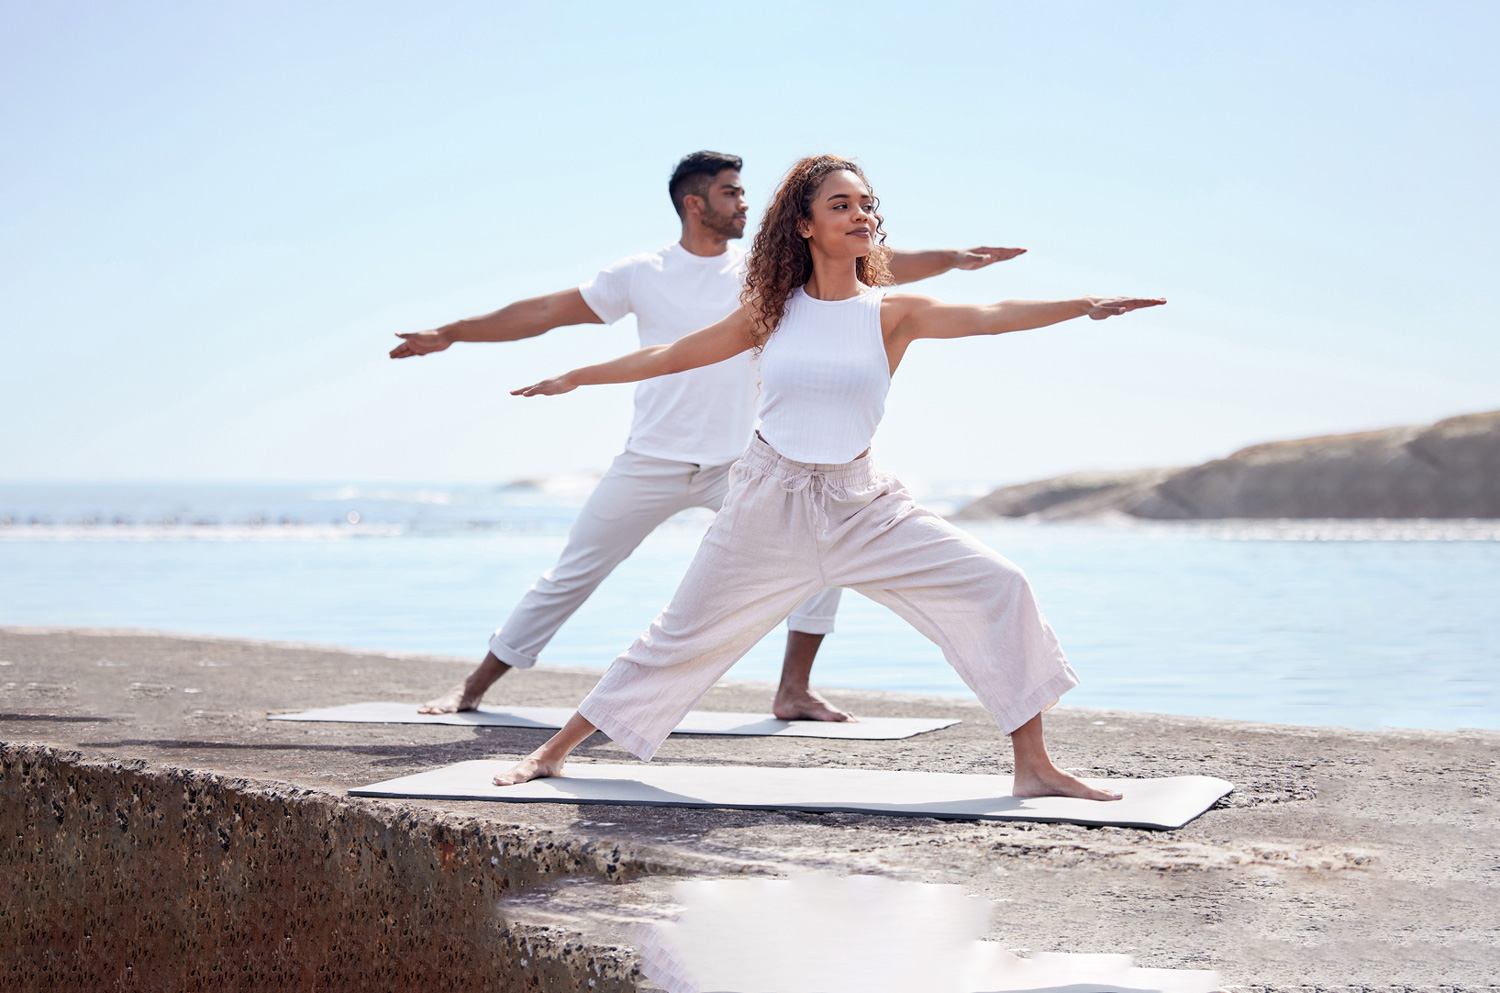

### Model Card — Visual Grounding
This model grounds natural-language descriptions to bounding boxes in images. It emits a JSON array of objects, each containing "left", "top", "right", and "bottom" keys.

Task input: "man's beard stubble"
[{"left": 702, "top": 205, "right": 745, "bottom": 240}]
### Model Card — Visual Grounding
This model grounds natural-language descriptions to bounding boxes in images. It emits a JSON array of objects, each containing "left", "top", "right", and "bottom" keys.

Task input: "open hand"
[
  {"left": 1085, "top": 297, "right": 1167, "bottom": 320},
  {"left": 390, "top": 330, "right": 452, "bottom": 359},
  {"left": 954, "top": 246, "right": 1027, "bottom": 270},
  {"left": 511, "top": 374, "right": 578, "bottom": 397}
]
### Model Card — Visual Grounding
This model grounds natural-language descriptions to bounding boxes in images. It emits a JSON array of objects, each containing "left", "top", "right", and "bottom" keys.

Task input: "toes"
[{"left": 494, "top": 761, "right": 544, "bottom": 787}]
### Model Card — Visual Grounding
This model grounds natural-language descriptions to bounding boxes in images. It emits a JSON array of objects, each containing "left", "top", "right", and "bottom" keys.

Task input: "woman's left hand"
[
  {"left": 511, "top": 373, "right": 578, "bottom": 397},
  {"left": 1085, "top": 297, "right": 1167, "bottom": 320},
  {"left": 953, "top": 246, "right": 1027, "bottom": 269}
]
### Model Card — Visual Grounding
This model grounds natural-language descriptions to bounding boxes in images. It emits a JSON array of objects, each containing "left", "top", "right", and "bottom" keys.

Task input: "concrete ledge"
[
  {"left": 1, "top": 743, "right": 646, "bottom": 991},
  {"left": 4, "top": 626, "right": 1499, "bottom": 990}
]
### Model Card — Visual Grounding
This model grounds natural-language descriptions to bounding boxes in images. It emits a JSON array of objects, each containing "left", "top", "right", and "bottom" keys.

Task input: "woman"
[{"left": 496, "top": 155, "right": 1164, "bottom": 801}]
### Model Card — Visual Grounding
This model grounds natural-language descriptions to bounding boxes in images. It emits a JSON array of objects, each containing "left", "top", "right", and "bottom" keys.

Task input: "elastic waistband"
[{"left": 741, "top": 434, "right": 877, "bottom": 487}]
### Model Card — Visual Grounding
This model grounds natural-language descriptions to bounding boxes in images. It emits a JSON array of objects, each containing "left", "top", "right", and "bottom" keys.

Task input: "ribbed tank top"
[{"left": 756, "top": 285, "right": 891, "bottom": 464}]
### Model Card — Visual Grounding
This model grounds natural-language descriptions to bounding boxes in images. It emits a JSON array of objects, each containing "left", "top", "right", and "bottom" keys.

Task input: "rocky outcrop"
[
  {"left": 955, "top": 410, "right": 1500, "bottom": 520},
  {"left": 951, "top": 469, "right": 1175, "bottom": 522}
]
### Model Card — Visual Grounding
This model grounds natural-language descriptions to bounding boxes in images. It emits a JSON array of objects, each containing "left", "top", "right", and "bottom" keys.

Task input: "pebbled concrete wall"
[{"left": 0, "top": 744, "right": 642, "bottom": 992}]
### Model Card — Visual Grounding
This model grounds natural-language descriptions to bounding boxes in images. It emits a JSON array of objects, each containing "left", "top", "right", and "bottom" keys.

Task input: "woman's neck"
[{"left": 802, "top": 255, "right": 862, "bottom": 301}]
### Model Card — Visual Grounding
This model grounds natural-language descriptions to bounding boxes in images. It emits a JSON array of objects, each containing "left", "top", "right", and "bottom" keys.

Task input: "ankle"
[
  {"left": 1012, "top": 753, "right": 1054, "bottom": 778},
  {"left": 465, "top": 664, "right": 506, "bottom": 694}
]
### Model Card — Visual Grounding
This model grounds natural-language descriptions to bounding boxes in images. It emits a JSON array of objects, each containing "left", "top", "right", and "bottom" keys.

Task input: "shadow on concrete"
[{"left": 75, "top": 730, "right": 627, "bottom": 769}]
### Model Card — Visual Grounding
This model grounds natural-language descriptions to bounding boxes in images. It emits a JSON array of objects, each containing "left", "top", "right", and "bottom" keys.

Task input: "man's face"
[{"left": 697, "top": 169, "right": 749, "bottom": 238}]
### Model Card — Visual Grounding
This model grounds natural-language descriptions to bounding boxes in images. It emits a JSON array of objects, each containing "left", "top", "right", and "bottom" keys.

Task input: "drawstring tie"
[{"left": 780, "top": 471, "right": 851, "bottom": 533}]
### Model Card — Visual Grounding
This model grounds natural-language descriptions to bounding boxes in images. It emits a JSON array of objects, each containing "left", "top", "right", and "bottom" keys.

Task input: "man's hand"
[
  {"left": 390, "top": 329, "right": 453, "bottom": 359},
  {"left": 952, "top": 246, "right": 1027, "bottom": 270},
  {"left": 1084, "top": 297, "right": 1167, "bottom": 320}
]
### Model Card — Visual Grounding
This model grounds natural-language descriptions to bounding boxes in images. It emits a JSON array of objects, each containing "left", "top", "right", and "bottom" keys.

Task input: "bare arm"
[
  {"left": 511, "top": 308, "right": 756, "bottom": 397},
  {"left": 886, "top": 246, "right": 1027, "bottom": 285},
  {"left": 889, "top": 294, "right": 1167, "bottom": 346},
  {"left": 389, "top": 289, "right": 602, "bottom": 359}
]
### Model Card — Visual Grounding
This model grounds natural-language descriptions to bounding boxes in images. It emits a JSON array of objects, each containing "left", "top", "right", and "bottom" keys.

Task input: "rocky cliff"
[{"left": 954, "top": 410, "right": 1500, "bottom": 521}]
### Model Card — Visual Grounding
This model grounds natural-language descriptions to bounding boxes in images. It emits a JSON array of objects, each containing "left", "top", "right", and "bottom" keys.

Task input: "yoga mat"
[
  {"left": 270, "top": 701, "right": 959, "bottom": 740},
  {"left": 350, "top": 760, "right": 1232, "bottom": 830}
]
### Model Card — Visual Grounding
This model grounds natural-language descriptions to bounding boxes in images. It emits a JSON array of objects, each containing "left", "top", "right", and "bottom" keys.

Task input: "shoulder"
[
  {"left": 600, "top": 246, "right": 671, "bottom": 276},
  {"left": 878, "top": 293, "right": 938, "bottom": 336},
  {"left": 581, "top": 249, "right": 667, "bottom": 320},
  {"left": 879, "top": 292, "right": 938, "bottom": 318}
]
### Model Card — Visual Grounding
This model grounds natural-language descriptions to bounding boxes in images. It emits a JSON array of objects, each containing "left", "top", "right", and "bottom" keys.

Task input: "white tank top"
[{"left": 756, "top": 285, "right": 891, "bottom": 464}]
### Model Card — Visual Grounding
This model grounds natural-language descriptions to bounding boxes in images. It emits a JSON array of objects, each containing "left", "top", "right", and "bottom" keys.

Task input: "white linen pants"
[
  {"left": 489, "top": 449, "right": 843, "bottom": 668},
  {"left": 578, "top": 436, "right": 1080, "bottom": 761}
]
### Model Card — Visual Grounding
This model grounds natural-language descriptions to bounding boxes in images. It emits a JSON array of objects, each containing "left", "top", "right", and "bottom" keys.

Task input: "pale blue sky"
[{"left": 3, "top": 2, "right": 1496, "bottom": 488}]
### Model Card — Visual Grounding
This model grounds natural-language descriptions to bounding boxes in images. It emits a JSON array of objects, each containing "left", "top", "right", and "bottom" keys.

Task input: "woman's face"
[{"left": 798, "top": 169, "right": 877, "bottom": 260}]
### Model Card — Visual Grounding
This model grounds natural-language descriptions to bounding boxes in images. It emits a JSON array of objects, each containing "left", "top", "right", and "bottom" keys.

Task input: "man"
[{"left": 392, "top": 150, "right": 1023, "bottom": 721}]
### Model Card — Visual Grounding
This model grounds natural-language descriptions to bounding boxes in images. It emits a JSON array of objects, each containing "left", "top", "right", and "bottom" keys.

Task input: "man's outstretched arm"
[
  {"left": 390, "top": 289, "right": 603, "bottom": 359},
  {"left": 886, "top": 246, "right": 1027, "bottom": 285}
]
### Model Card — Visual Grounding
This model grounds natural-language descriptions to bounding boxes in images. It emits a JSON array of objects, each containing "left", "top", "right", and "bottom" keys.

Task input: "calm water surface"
[{"left": 2, "top": 483, "right": 1496, "bottom": 731}]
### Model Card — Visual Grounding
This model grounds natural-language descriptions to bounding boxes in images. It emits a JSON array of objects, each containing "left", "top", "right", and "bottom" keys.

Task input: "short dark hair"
[{"left": 668, "top": 150, "right": 743, "bottom": 218}]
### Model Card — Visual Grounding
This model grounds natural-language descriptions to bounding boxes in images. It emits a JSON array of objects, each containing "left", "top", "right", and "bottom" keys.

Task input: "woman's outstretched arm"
[
  {"left": 887, "top": 294, "right": 1166, "bottom": 346},
  {"left": 886, "top": 246, "right": 1027, "bottom": 284},
  {"left": 511, "top": 307, "right": 756, "bottom": 397}
]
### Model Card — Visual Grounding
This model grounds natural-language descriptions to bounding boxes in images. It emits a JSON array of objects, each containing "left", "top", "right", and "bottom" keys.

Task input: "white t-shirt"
[{"left": 579, "top": 242, "right": 758, "bottom": 465}]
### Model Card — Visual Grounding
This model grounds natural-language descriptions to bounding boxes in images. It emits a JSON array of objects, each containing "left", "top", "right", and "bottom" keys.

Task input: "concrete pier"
[{"left": 3, "top": 627, "right": 1495, "bottom": 990}]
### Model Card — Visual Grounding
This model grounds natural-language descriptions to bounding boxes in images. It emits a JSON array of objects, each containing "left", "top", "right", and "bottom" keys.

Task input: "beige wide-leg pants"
[
  {"left": 578, "top": 436, "right": 1080, "bottom": 760},
  {"left": 489, "top": 449, "right": 843, "bottom": 668}
]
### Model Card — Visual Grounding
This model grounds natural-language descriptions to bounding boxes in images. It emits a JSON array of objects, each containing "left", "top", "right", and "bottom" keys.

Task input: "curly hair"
[{"left": 741, "top": 155, "right": 893, "bottom": 349}]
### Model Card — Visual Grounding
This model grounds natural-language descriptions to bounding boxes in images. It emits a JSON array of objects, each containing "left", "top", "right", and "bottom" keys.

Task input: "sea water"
[{"left": 2, "top": 482, "right": 1496, "bottom": 731}]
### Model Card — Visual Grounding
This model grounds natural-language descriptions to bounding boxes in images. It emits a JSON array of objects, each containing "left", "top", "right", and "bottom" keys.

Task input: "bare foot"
[
  {"left": 417, "top": 682, "right": 484, "bottom": 714},
  {"left": 772, "top": 687, "right": 855, "bottom": 722},
  {"left": 1012, "top": 764, "right": 1122, "bottom": 802},
  {"left": 418, "top": 654, "right": 512, "bottom": 714},
  {"left": 493, "top": 752, "right": 566, "bottom": 786}
]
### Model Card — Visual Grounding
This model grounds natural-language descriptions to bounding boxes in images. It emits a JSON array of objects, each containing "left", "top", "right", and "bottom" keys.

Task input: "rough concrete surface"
[{"left": 1, "top": 627, "right": 1496, "bottom": 992}]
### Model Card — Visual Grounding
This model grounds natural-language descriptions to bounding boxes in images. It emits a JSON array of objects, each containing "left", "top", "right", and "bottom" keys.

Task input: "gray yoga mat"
[
  {"left": 270, "top": 701, "right": 959, "bottom": 740},
  {"left": 350, "top": 759, "right": 1232, "bottom": 830}
]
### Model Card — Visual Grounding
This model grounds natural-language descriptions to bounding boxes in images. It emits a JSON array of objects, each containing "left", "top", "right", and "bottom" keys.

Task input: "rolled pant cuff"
[
  {"left": 990, "top": 665, "right": 1081, "bottom": 736},
  {"left": 488, "top": 633, "right": 540, "bottom": 670},
  {"left": 786, "top": 615, "right": 836, "bottom": 636},
  {"left": 577, "top": 697, "right": 663, "bottom": 762}
]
